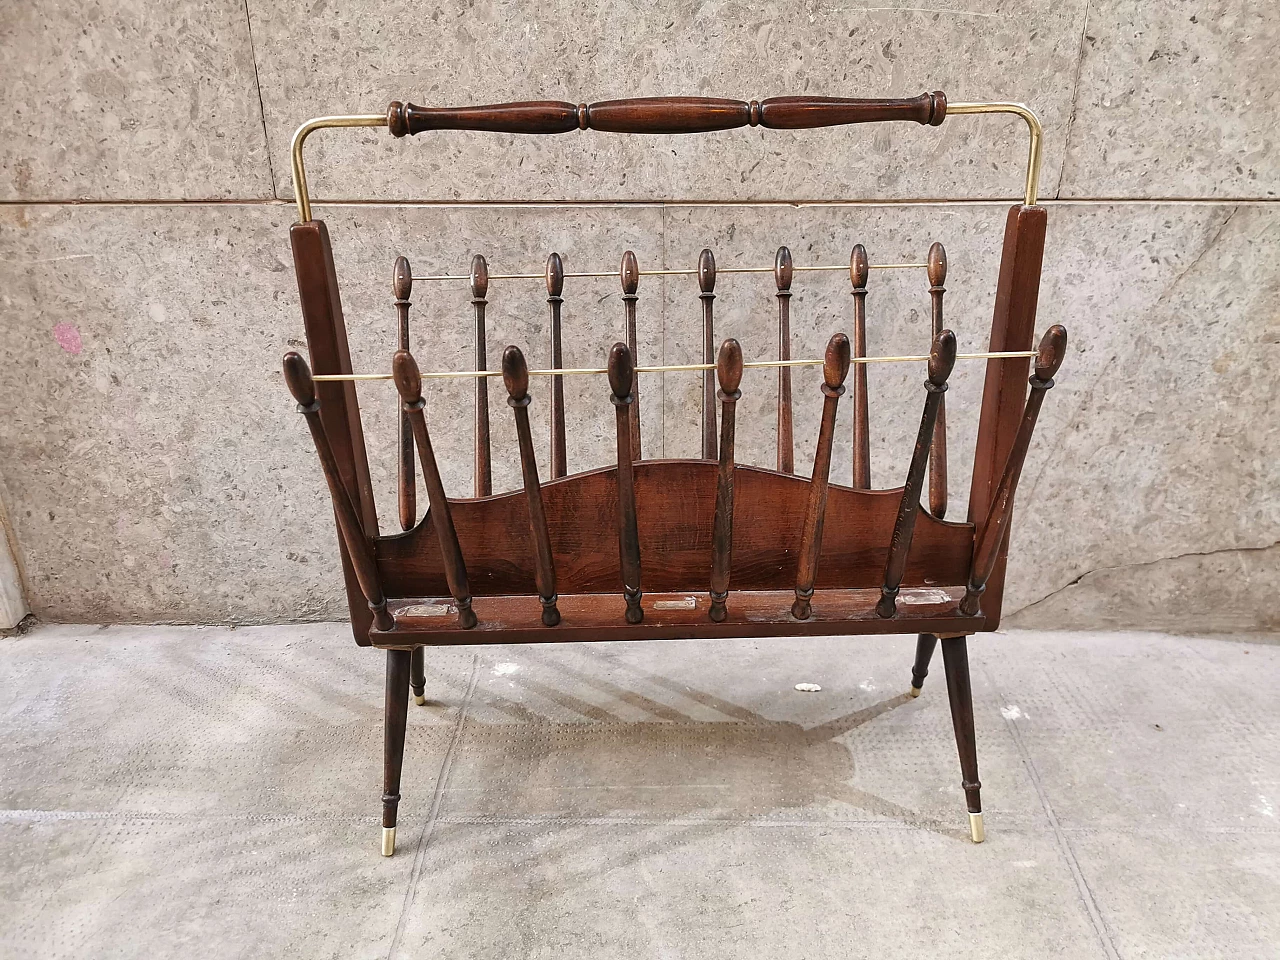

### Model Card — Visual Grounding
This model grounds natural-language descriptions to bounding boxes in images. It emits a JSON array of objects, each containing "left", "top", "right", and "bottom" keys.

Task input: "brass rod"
[
  {"left": 409, "top": 262, "right": 926, "bottom": 283},
  {"left": 310, "top": 350, "right": 1036, "bottom": 382}
]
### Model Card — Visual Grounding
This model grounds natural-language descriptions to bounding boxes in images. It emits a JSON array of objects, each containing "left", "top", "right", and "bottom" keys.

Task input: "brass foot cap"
[
  {"left": 909, "top": 685, "right": 922, "bottom": 698},
  {"left": 382, "top": 826, "right": 396, "bottom": 857},
  {"left": 969, "top": 812, "right": 985, "bottom": 843},
  {"left": 413, "top": 694, "right": 426, "bottom": 706}
]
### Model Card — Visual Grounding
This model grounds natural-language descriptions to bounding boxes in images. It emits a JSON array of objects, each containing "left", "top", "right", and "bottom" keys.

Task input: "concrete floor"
[{"left": 1, "top": 625, "right": 1277, "bottom": 959}]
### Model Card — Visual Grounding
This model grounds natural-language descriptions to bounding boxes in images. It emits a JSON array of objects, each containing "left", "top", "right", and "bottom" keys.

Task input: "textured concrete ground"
[{"left": 2, "top": 624, "right": 1277, "bottom": 958}]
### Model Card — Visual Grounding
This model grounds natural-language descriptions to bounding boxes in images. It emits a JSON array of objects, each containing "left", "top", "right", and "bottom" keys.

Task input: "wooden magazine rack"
[{"left": 283, "top": 93, "right": 1066, "bottom": 855}]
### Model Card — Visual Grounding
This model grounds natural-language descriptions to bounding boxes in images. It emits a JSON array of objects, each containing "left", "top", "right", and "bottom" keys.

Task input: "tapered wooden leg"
[
  {"left": 910, "top": 633, "right": 938, "bottom": 697},
  {"left": 941, "top": 636, "right": 983, "bottom": 842},
  {"left": 410, "top": 646, "right": 426, "bottom": 706},
  {"left": 382, "top": 649, "right": 411, "bottom": 855}
]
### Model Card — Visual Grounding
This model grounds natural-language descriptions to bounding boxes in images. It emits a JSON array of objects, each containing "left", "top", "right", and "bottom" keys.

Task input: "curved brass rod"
[{"left": 288, "top": 101, "right": 1044, "bottom": 223}]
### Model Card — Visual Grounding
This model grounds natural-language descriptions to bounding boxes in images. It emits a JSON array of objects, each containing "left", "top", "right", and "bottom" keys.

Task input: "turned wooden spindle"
[
  {"left": 699, "top": 248, "right": 718, "bottom": 459},
  {"left": 791, "top": 333, "right": 851, "bottom": 620},
  {"left": 503, "top": 345, "right": 561, "bottom": 627},
  {"left": 961, "top": 325, "right": 1067, "bottom": 616},
  {"left": 392, "top": 350, "right": 478, "bottom": 630},
  {"left": 876, "top": 330, "right": 958, "bottom": 618},
  {"left": 546, "top": 252, "right": 568, "bottom": 478},
  {"left": 608, "top": 342, "right": 644, "bottom": 624},
  {"left": 470, "top": 254, "right": 492, "bottom": 497},
  {"left": 620, "top": 251, "right": 642, "bottom": 459},
  {"left": 850, "top": 245, "right": 871, "bottom": 488},
  {"left": 393, "top": 256, "right": 416, "bottom": 531},
  {"left": 283, "top": 352, "right": 395, "bottom": 632},
  {"left": 928, "top": 243, "right": 949, "bottom": 518},
  {"left": 775, "top": 246, "right": 795, "bottom": 474},
  {"left": 708, "top": 338, "right": 744, "bottom": 622}
]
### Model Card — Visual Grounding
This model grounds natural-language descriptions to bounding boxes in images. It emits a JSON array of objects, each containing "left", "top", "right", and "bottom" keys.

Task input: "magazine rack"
[{"left": 283, "top": 93, "right": 1065, "bottom": 854}]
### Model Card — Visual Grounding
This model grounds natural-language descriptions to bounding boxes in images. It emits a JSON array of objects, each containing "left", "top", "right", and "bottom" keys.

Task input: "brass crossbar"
[
  {"left": 411, "top": 263, "right": 927, "bottom": 282},
  {"left": 309, "top": 350, "right": 1037, "bottom": 382}
]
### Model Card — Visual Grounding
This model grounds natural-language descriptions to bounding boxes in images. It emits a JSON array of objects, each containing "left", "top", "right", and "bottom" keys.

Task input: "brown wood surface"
[
  {"left": 927, "top": 242, "right": 949, "bottom": 519},
  {"left": 471, "top": 255, "right": 492, "bottom": 497},
  {"left": 699, "top": 248, "right": 718, "bottom": 460},
  {"left": 709, "top": 339, "right": 743, "bottom": 622},
  {"left": 966, "top": 205, "right": 1047, "bottom": 628},
  {"left": 775, "top": 246, "right": 794, "bottom": 474},
  {"left": 382, "top": 649, "right": 410, "bottom": 829},
  {"left": 546, "top": 252, "right": 568, "bottom": 478},
  {"left": 394, "top": 256, "right": 416, "bottom": 531},
  {"left": 290, "top": 220, "right": 378, "bottom": 644},
  {"left": 387, "top": 94, "right": 946, "bottom": 137},
  {"left": 849, "top": 245, "right": 871, "bottom": 489},
  {"left": 620, "top": 251, "right": 642, "bottom": 459},
  {"left": 609, "top": 342, "right": 644, "bottom": 623},
  {"left": 942, "top": 636, "right": 982, "bottom": 814}
]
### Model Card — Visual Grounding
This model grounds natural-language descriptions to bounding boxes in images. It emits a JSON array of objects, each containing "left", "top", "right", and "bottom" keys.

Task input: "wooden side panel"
[
  {"left": 966, "top": 204, "right": 1047, "bottom": 628},
  {"left": 376, "top": 461, "right": 973, "bottom": 598},
  {"left": 291, "top": 220, "right": 378, "bottom": 645}
]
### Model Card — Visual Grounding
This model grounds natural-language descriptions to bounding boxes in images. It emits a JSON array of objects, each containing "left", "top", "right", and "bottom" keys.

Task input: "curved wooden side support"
[
  {"left": 609, "top": 342, "right": 644, "bottom": 624},
  {"left": 621, "top": 251, "right": 643, "bottom": 459},
  {"left": 394, "top": 256, "right": 416, "bottom": 531},
  {"left": 284, "top": 352, "right": 395, "bottom": 632},
  {"left": 849, "top": 245, "right": 871, "bottom": 489},
  {"left": 471, "top": 255, "right": 492, "bottom": 497},
  {"left": 708, "top": 339, "right": 744, "bottom": 622},
  {"left": 699, "top": 248, "right": 718, "bottom": 459},
  {"left": 960, "top": 325, "right": 1067, "bottom": 617},
  {"left": 877, "top": 331, "right": 957, "bottom": 618},
  {"left": 546, "top": 252, "right": 567, "bottom": 479},
  {"left": 503, "top": 345, "right": 561, "bottom": 627},
  {"left": 392, "top": 350, "right": 478, "bottom": 630},
  {"left": 792, "top": 333, "right": 851, "bottom": 620},
  {"left": 387, "top": 94, "right": 947, "bottom": 137},
  {"left": 775, "top": 246, "right": 794, "bottom": 474},
  {"left": 928, "top": 243, "right": 949, "bottom": 519}
]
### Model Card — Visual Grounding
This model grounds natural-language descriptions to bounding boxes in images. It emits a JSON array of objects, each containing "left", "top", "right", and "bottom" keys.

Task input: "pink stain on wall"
[{"left": 53, "top": 322, "right": 82, "bottom": 355}]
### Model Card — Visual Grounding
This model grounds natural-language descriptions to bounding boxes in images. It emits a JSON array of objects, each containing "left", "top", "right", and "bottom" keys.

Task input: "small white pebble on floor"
[
  {"left": 794, "top": 682, "right": 822, "bottom": 693},
  {"left": 492, "top": 662, "right": 520, "bottom": 676},
  {"left": 1001, "top": 704, "right": 1023, "bottom": 720}
]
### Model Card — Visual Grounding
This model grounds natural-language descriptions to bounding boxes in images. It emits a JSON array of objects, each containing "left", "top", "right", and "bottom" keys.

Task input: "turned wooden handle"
[{"left": 388, "top": 93, "right": 946, "bottom": 137}]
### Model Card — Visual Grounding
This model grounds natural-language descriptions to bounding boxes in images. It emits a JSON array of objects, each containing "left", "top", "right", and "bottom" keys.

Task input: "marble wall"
[{"left": 1, "top": 1, "right": 1276, "bottom": 630}]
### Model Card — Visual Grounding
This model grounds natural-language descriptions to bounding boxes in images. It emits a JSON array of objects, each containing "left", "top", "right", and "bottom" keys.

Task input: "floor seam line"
[
  {"left": 387, "top": 654, "right": 479, "bottom": 960},
  {"left": 982, "top": 663, "right": 1122, "bottom": 960}
]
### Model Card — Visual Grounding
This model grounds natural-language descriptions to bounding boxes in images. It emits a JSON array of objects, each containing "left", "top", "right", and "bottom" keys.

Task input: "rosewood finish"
[
  {"left": 709, "top": 339, "right": 743, "bottom": 622},
  {"left": 849, "top": 245, "right": 872, "bottom": 489}
]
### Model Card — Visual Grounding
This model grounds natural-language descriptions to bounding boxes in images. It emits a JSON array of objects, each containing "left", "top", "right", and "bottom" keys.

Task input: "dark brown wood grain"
[
  {"left": 394, "top": 256, "right": 416, "bottom": 531},
  {"left": 877, "top": 331, "right": 956, "bottom": 618},
  {"left": 961, "top": 325, "right": 1066, "bottom": 616},
  {"left": 928, "top": 243, "right": 949, "bottom": 519},
  {"left": 470, "top": 255, "right": 492, "bottom": 497},
  {"left": 708, "top": 339, "right": 743, "bottom": 622},
  {"left": 503, "top": 345, "right": 561, "bottom": 627},
  {"left": 609, "top": 342, "right": 644, "bottom": 623},
  {"left": 387, "top": 94, "right": 946, "bottom": 137},
  {"left": 792, "top": 334, "right": 851, "bottom": 620},
  {"left": 546, "top": 252, "right": 568, "bottom": 479},
  {"left": 699, "top": 248, "right": 718, "bottom": 460},
  {"left": 942, "top": 636, "right": 982, "bottom": 815},
  {"left": 283, "top": 351, "right": 395, "bottom": 632},
  {"left": 392, "top": 350, "right": 478, "bottom": 630},
  {"left": 775, "top": 246, "right": 794, "bottom": 474},
  {"left": 850, "top": 244, "right": 871, "bottom": 489},
  {"left": 967, "top": 205, "right": 1047, "bottom": 628},
  {"left": 910, "top": 633, "right": 938, "bottom": 694},
  {"left": 621, "top": 251, "right": 642, "bottom": 459},
  {"left": 290, "top": 220, "right": 378, "bottom": 644},
  {"left": 382, "top": 648, "right": 410, "bottom": 833}
]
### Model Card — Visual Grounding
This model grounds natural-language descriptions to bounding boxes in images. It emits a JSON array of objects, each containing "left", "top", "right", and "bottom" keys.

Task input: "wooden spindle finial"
[
  {"left": 391, "top": 348, "right": 422, "bottom": 401},
  {"left": 717, "top": 336, "right": 744, "bottom": 396},
  {"left": 927, "top": 241, "right": 947, "bottom": 288},
  {"left": 283, "top": 351, "right": 316, "bottom": 408},
  {"left": 546, "top": 251, "right": 564, "bottom": 298},
  {"left": 1035, "top": 324, "right": 1068, "bottom": 382},
  {"left": 394, "top": 255, "right": 413, "bottom": 302},
  {"left": 823, "top": 332, "right": 852, "bottom": 392},
  {"left": 608, "top": 340, "right": 634, "bottom": 401},
  {"left": 849, "top": 244, "right": 869, "bottom": 290},
  {"left": 774, "top": 245, "right": 794, "bottom": 291},
  {"left": 927, "top": 329, "right": 958, "bottom": 387},
  {"left": 470, "top": 254, "right": 489, "bottom": 299},
  {"left": 620, "top": 250, "right": 639, "bottom": 295},
  {"left": 501, "top": 343, "right": 530, "bottom": 401},
  {"left": 698, "top": 248, "right": 716, "bottom": 293}
]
